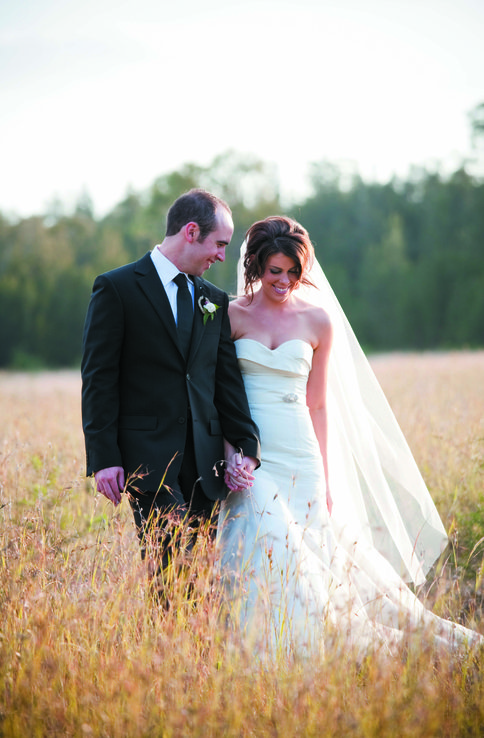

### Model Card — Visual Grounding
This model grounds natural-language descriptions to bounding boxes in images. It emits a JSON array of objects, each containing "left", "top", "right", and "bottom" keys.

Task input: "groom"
[{"left": 81, "top": 189, "right": 260, "bottom": 565}]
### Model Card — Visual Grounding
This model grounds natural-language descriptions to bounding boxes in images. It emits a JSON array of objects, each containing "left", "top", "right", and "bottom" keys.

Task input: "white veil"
[{"left": 237, "top": 244, "right": 448, "bottom": 585}]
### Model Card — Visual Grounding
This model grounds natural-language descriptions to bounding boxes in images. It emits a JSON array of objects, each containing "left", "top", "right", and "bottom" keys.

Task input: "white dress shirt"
[{"left": 151, "top": 246, "right": 194, "bottom": 324}]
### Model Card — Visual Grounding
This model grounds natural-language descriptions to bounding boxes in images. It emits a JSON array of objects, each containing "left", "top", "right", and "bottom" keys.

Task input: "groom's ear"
[{"left": 184, "top": 222, "right": 200, "bottom": 243}]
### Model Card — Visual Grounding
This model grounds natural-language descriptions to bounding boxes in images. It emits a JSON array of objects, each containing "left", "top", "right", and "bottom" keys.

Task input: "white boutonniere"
[{"left": 198, "top": 295, "right": 220, "bottom": 325}]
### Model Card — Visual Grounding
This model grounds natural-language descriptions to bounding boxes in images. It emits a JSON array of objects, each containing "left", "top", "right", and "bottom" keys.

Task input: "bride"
[{"left": 217, "top": 215, "right": 482, "bottom": 655}]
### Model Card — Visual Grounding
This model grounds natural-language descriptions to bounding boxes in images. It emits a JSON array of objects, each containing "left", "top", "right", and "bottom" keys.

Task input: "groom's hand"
[
  {"left": 225, "top": 452, "right": 256, "bottom": 492},
  {"left": 240, "top": 456, "right": 257, "bottom": 476},
  {"left": 94, "top": 466, "right": 125, "bottom": 506}
]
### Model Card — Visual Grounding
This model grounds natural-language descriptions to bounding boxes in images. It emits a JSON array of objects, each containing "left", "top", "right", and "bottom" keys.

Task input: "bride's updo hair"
[{"left": 243, "top": 216, "right": 315, "bottom": 298}]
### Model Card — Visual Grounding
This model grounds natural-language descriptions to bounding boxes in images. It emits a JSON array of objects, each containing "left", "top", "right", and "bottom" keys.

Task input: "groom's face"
[{"left": 188, "top": 206, "right": 234, "bottom": 276}]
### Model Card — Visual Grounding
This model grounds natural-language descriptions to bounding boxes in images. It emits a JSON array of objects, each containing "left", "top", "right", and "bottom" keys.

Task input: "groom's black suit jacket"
[{"left": 81, "top": 252, "right": 260, "bottom": 501}]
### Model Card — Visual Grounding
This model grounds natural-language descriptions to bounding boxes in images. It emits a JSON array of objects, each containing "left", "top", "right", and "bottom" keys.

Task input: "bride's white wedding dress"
[{"left": 217, "top": 337, "right": 481, "bottom": 654}]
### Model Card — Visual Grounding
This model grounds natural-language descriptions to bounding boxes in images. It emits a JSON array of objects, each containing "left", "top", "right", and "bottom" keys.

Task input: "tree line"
[{"left": 0, "top": 144, "right": 483, "bottom": 369}]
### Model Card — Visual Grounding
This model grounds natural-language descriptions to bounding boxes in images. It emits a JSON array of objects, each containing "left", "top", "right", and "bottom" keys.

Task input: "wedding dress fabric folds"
[
  {"left": 216, "top": 250, "right": 481, "bottom": 653},
  {"left": 217, "top": 338, "right": 479, "bottom": 653},
  {"left": 234, "top": 247, "right": 448, "bottom": 585}
]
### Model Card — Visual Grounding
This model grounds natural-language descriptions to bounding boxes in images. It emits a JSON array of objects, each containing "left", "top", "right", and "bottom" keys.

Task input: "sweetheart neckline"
[{"left": 234, "top": 338, "right": 313, "bottom": 352}]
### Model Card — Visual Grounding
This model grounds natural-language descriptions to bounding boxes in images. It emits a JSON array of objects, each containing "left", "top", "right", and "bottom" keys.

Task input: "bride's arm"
[
  {"left": 306, "top": 315, "right": 333, "bottom": 513},
  {"left": 223, "top": 300, "right": 257, "bottom": 491}
]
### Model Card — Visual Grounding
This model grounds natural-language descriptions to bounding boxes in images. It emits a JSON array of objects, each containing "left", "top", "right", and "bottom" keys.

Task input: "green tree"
[{"left": 359, "top": 214, "right": 411, "bottom": 348}]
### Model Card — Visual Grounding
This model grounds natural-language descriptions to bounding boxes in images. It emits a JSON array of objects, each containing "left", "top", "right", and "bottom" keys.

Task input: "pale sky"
[{"left": 1, "top": 0, "right": 483, "bottom": 219}]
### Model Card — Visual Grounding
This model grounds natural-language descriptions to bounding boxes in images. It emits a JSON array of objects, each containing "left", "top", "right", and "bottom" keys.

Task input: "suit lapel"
[
  {"left": 134, "top": 256, "right": 215, "bottom": 365},
  {"left": 135, "top": 253, "right": 182, "bottom": 356}
]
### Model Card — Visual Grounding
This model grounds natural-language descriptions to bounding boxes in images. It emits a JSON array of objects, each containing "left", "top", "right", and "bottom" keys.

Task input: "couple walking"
[{"left": 81, "top": 188, "right": 482, "bottom": 654}]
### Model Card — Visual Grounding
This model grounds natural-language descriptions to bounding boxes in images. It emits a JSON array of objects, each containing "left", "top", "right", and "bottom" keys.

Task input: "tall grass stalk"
[{"left": 0, "top": 356, "right": 483, "bottom": 737}]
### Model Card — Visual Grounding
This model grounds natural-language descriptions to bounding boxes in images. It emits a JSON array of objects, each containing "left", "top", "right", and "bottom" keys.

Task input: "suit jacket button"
[
  {"left": 186, "top": 373, "right": 190, "bottom": 381},
  {"left": 177, "top": 417, "right": 185, "bottom": 424}
]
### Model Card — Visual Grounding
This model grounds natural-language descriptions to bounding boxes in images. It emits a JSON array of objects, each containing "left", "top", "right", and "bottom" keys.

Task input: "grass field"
[{"left": 1, "top": 352, "right": 484, "bottom": 737}]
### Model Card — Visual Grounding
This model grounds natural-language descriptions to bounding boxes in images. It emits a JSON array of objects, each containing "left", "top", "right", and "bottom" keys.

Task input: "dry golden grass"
[
  {"left": 372, "top": 351, "right": 484, "bottom": 519},
  {"left": 0, "top": 354, "right": 484, "bottom": 737},
  {"left": 373, "top": 352, "right": 484, "bottom": 620}
]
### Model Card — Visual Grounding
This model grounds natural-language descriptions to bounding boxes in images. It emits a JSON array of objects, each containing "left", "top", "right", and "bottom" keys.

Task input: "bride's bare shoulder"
[
  {"left": 294, "top": 297, "right": 332, "bottom": 347},
  {"left": 314, "top": 306, "right": 333, "bottom": 345},
  {"left": 228, "top": 297, "right": 255, "bottom": 338},
  {"left": 295, "top": 296, "right": 331, "bottom": 325},
  {"left": 228, "top": 295, "right": 252, "bottom": 316}
]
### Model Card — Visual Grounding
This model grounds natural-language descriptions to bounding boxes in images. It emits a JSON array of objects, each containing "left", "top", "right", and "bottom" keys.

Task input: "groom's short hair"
[{"left": 166, "top": 189, "right": 232, "bottom": 242}]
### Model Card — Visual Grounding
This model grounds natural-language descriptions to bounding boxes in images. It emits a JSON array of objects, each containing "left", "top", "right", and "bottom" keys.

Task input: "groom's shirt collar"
[{"left": 151, "top": 246, "right": 194, "bottom": 314}]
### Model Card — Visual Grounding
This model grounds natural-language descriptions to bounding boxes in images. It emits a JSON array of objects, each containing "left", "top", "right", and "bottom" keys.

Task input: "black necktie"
[{"left": 174, "top": 273, "right": 193, "bottom": 358}]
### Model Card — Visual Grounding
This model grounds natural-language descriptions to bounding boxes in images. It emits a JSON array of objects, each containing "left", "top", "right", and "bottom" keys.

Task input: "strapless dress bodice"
[
  {"left": 234, "top": 338, "right": 313, "bottom": 409},
  {"left": 233, "top": 337, "right": 321, "bottom": 476}
]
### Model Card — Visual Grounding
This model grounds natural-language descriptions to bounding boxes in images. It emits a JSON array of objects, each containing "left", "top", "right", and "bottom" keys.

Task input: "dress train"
[{"left": 217, "top": 338, "right": 482, "bottom": 655}]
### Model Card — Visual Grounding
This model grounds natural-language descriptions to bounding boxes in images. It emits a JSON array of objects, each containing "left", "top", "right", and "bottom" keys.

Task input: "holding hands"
[{"left": 224, "top": 444, "right": 257, "bottom": 492}]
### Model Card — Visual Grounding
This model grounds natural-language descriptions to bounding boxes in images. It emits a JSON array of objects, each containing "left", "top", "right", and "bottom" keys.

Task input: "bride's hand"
[{"left": 225, "top": 450, "right": 255, "bottom": 492}]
